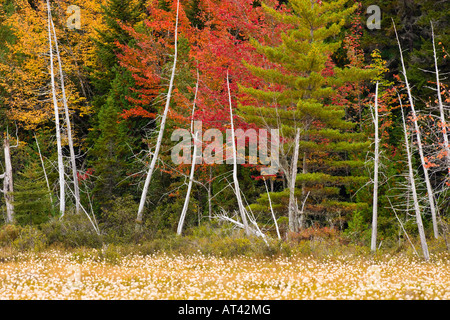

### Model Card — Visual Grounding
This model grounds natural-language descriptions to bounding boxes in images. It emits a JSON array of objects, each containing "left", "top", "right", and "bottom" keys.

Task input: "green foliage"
[
  {"left": 0, "top": 224, "right": 47, "bottom": 252},
  {"left": 100, "top": 195, "right": 141, "bottom": 244},
  {"left": 13, "top": 161, "right": 54, "bottom": 226},
  {"left": 91, "top": 0, "right": 145, "bottom": 96},
  {"left": 91, "top": 71, "right": 138, "bottom": 212},
  {"left": 0, "top": 223, "right": 21, "bottom": 245},
  {"left": 344, "top": 211, "right": 370, "bottom": 245},
  {"left": 240, "top": 0, "right": 373, "bottom": 229},
  {"left": 11, "top": 225, "right": 47, "bottom": 252},
  {"left": 41, "top": 214, "right": 102, "bottom": 249}
]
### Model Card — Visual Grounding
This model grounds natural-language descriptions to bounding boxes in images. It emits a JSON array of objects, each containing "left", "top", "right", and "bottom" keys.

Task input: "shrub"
[
  {"left": 343, "top": 211, "right": 371, "bottom": 245},
  {"left": 100, "top": 195, "right": 142, "bottom": 244},
  {"left": 41, "top": 214, "right": 102, "bottom": 248},
  {"left": 12, "top": 226, "right": 47, "bottom": 252},
  {"left": 289, "top": 224, "right": 340, "bottom": 242},
  {"left": 0, "top": 224, "right": 21, "bottom": 246}
]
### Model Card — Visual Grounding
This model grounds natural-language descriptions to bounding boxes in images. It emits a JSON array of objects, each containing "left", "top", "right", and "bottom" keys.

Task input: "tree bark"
[
  {"left": 47, "top": 0, "right": 65, "bottom": 217},
  {"left": 288, "top": 128, "right": 301, "bottom": 233},
  {"left": 50, "top": 17, "right": 80, "bottom": 215},
  {"left": 227, "top": 70, "right": 251, "bottom": 236},
  {"left": 264, "top": 177, "right": 281, "bottom": 240},
  {"left": 401, "top": 104, "right": 430, "bottom": 261},
  {"left": 371, "top": 82, "right": 379, "bottom": 252},
  {"left": 394, "top": 21, "right": 439, "bottom": 239},
  {"left": 136, "top": 0, "right": 180, "bottom": 229},
  {"left": 2, "top": 136, "right": 14, "bottom": 223},
  {"left": 177, "top": 71, "right": 200, "bottom": 235}
]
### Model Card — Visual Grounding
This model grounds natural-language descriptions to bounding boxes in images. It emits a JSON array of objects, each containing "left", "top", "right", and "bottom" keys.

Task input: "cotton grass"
[{"left": 0, "top": 249, "right": 448, "bottom": 300}]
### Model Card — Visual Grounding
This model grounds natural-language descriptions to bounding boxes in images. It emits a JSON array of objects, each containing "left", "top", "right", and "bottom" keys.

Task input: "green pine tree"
[
  {"left": 91, "top": 0, "right": 145, "bottom": 97},
  {"left": 89, "top": 0, "right": 146, "bottom": 214},
  {"left": 239, "top": 0, "right": 375, "bottom": 232},
  {"left": 91, "top": 70, "right": 138, "bottom": 214},
  {"left": 13, "top": 161, "right": 53, "bottom": 226}
]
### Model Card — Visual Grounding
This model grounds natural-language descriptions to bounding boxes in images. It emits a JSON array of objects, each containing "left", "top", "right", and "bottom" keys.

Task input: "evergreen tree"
[
  {"left": 239, "top": 0, "right": 374, "bottom": 232},
  {"left": 13, "top": 161, "right": 53, "bottom": 226},
  {"left": 91, "top": 71, "right": 136, "bottom": 213},
  {"left": 89, "top": 0, "right": 145, "bottom": 214},
  {"left": 91, "top": 0, "right": 145, "bottom": 97}
]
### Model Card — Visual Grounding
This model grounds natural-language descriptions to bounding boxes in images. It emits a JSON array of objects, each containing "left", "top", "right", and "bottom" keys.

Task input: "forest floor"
[{"left": 0, "top": 248, "right": 449, "bottom": 299}]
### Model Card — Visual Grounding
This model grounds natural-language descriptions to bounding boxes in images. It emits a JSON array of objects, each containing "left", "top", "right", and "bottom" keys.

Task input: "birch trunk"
[
  {"left": 177, "top": 133, "right": 198, "bottom": 235},
  {"left": 431, "top": 22, "right": 450, "bottom": 171},
  {"left": 371, "top": 82, "right": 379, "bottom": 252},
  {"left": 288, "top": 128, "right": 301, "bottom": 233},
  {"left": 401, "top": 105, "right": 430, "bottom": 261},
  {"left": 50, "top": 18, "right": 80, "bottom": 215},
  {"left": 47, "top": 0, "right": 65, "bottom": 216},
  {"left": 264, "top": 177, "right": 281, "bottom": 240},
  {"left": 394, "top": 22, "right": 439, "bottom": 239},
  {"left": 227, "top": 70, "right": 251, "bottom": 236},
  {"left": 136, "top": 0, "right": 179, "bottom": 228},
  {"left": 2, "top": 136, "right": 14, "bottom": 223},
  {"left": 177, "top": 71, "right": 200, "bottom": 235}
]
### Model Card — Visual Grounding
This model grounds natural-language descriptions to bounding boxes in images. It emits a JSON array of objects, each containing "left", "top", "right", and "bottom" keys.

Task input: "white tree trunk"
[
  {"left": 177, "top": 133, "right": 198, "bottom": 235},
  {"left": 394, "top": 22, "right": 439, "bottom": 239},
  {"left": 264, "top": 177, "right": 281, "bottom": 240},
  {"left": 288, "top": 128, "right": 301, "bottom": 233},
  {"left": 177, "top": 71, "right": 200, "bottom": 235},
  {"left": 50, "top": 18, "right": 80, "bottom": 215},
  {"left": 47, "top": 0, "right": 65, "bottom": 216},
  {"left": 227, "top": 70, "right": 251, "bottom": 236},
  {"left": 371, "top": 82, "right": 380, "bottom": 252},
  {"left": 431, "top": 22, "right": 450, "bottom": 171},
  {"left": 136, "top": 0, "right": 180, "bottom": 228},
  {"left": 1, "top": 136, "right": 14, "bottom": 223},
  {"left": 401, "top": 105, "right": 430, "bottom": 261}
]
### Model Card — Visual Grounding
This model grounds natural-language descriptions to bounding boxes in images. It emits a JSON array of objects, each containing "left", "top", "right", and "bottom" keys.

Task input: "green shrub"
[
  {"left": 12, "top": 226, "right": 47, "bottom": 252},
  {"left": 0, "top": 224, "right": 21, "bottom": 246},
  {"left": 100, "top": 195, "right": 142, "bottom": 244},
  {"left": 95, "top": 244, "right": 122, "bottom": 264},
  {"left": 41, "top": 214, "right": 102, "bottom": 248},
  {"left": 344, "top": 211, "right": 371, "bottom": 245}
]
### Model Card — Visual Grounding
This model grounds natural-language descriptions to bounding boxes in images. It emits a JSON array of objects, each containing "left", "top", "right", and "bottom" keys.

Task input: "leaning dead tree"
[
  {"left": 136, "top": 0, "right": 180, "bottom": 229},
  {"left": 177, "top": 70, "right": 200, "bottom": 236},
  {"left": 227, "top": 70, "right": 251, "bottom": 236},
  {"left": 394, "top": 21, "right": 439, "bottom": 239},
  {"left": 400, "top": 101, "right": 430, "bottom": 261},
  {"left": 431, "top": 22, "right": 450, "bottom": 172}
]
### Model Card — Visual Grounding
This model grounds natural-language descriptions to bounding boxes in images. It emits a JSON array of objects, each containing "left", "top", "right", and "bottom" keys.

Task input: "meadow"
[{"left": 0, "top": 248, "right": 449, "bottom": 300}]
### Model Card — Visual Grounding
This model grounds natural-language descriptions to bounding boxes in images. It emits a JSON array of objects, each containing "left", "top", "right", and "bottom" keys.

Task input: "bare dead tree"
[
  {"left": 227, "top": 70, "right": 251, "bottom": 236},
  {"left": 136, "top": 0, "right": 180, "bottom": 230},
  {"left": 47, "top": 0, "right": 65, "bottom": 216},
  {"left": 400, "top": 98, "right": 430, "bottom": 261},
  {"left": 177, "top": 70, "right": 200, "bottom": 235},
  {"left": 371, "top": 82, "right": 380, "bottom": 252},
  {"left": 394, "top": 20, "right": 439, "bottom": 239}
]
